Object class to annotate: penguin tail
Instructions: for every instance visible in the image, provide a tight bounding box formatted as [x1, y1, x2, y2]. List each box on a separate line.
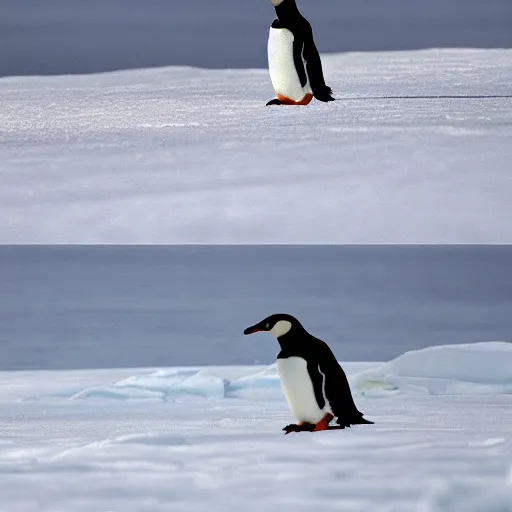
[336, 414, 374, 427]
[354, 417, 374, 425]
[313, 85, 336, 102]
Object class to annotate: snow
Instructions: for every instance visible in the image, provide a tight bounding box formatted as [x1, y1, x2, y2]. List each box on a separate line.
[1, 49, 512, 243]
[419, 480, 512, 512]
[1, 342, 511, 511]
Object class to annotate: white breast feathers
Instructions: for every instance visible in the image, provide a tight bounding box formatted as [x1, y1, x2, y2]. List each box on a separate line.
[277, 357, 331, 424]
[267, 27, 311, 102]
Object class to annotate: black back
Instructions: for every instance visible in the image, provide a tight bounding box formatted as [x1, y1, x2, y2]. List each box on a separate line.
[276, 324, 372, 427]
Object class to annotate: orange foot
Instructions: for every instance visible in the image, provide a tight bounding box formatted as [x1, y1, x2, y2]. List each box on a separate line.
[277, 93, 313, 106]
[313, 413, 334, 432]
[283, 414, 336, 435]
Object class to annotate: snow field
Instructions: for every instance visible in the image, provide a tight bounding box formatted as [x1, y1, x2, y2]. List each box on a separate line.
[0, 342, 511, 511]
[1, 49, 511, 243]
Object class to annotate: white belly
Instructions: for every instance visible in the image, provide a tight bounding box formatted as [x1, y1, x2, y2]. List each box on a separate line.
[277, 356, 325, 424]
[267, 27, 311, 102]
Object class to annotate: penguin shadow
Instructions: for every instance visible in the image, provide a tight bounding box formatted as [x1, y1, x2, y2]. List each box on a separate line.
[337, 95, 512, 101]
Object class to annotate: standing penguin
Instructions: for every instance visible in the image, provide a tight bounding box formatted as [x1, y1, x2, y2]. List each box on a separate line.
[244, 314, 373, 434]
[266, 0, 335, 106]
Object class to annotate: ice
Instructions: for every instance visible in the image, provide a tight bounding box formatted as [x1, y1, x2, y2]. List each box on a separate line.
[1, 49, 511, 243]
[226, 364, 282, 402]
[1, 342, 511, 510]
[68, 369, 228, 401]
[26, 344, 512, 403]
[354, 341, 512, 395]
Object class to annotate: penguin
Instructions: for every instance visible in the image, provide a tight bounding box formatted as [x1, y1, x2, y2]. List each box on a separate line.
[244, 313, 373, 434]
[266, 0, 335, 106]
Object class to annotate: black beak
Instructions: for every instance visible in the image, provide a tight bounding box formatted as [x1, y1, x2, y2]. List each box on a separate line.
[244, 324, 261, 335]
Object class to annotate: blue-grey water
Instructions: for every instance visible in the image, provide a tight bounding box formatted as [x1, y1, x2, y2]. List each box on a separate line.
[1, 0, 511, 77]
[0, 246, 510, 371]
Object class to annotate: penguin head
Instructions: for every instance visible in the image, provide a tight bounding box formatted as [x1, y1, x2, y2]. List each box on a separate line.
[270, 0, 285, 5]
[243, 313, 301, 338]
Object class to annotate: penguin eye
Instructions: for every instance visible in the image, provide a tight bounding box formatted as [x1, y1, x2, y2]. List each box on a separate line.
[265, 323, 270, 329]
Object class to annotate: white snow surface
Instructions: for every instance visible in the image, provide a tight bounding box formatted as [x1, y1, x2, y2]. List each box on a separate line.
[0, 342, 511, 511]
[1, 49, 512, 243]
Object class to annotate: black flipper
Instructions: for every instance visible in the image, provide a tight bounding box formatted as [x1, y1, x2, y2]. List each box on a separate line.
[292, 37, 308, 88]
[316, 340, 374, 426]
[301, 22, 335, 102]
[306, 361, 326, 410]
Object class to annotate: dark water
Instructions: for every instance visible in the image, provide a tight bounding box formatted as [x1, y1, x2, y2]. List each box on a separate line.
[0, 246, 510, 371]
[1, 0, 511, 77]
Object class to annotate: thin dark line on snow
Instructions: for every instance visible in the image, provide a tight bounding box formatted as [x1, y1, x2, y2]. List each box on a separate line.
[336, 95, 512, 100]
